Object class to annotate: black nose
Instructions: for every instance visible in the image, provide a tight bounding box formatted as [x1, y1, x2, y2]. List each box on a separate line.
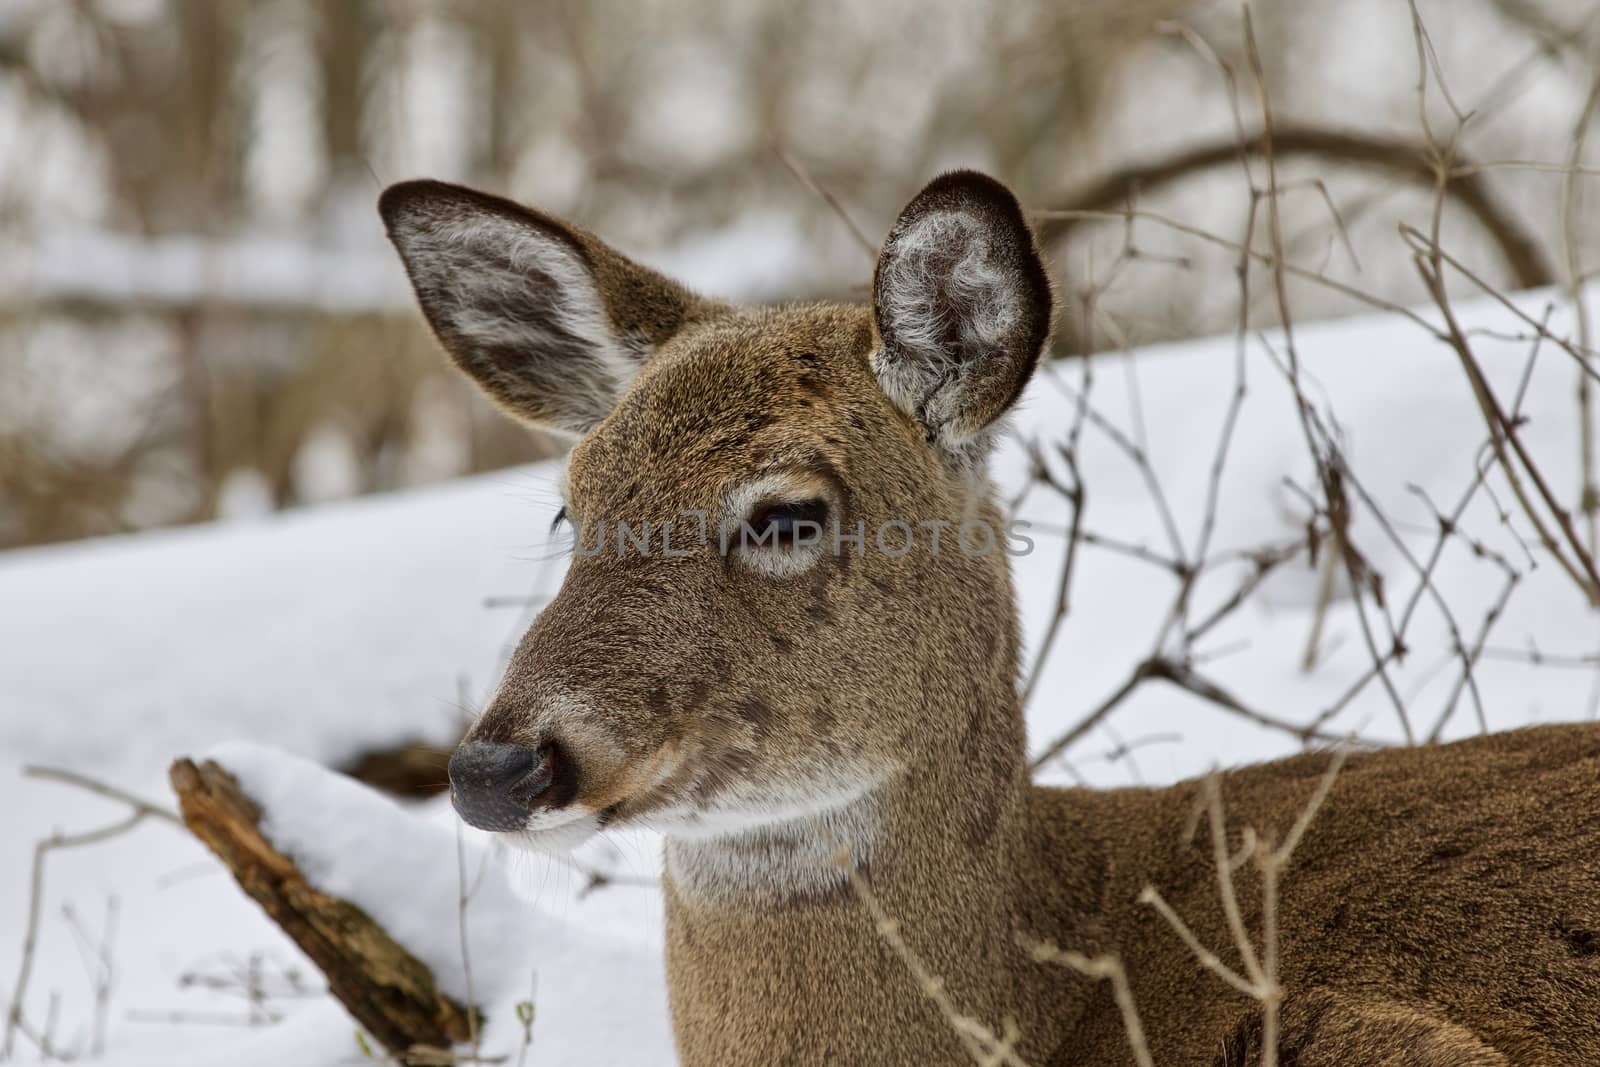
[447, 741, 568, 831]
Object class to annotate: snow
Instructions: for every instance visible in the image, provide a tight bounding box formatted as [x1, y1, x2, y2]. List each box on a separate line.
[0, 467, 563, 772]
[1009, 288, 1600, 784]
[1, 285, 1597, 1064]
[209, 742, 671, 1063]
[210, 741, 533, 1005]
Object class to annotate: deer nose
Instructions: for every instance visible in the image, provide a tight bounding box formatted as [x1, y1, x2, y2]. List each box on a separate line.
[447, 741, 567, 831]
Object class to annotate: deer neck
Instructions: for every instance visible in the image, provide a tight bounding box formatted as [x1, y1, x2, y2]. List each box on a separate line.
[663, 638, 1033, 904]
[660, 675, 1102, 1063]
[662, 761, 1026, 909]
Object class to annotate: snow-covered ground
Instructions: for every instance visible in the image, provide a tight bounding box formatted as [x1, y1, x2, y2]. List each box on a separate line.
[1, 286, 1596, 1064]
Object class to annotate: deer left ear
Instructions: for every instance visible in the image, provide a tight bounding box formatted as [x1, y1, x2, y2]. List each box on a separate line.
[871, 171, 1053, 460]
[379, 179, 708, 437]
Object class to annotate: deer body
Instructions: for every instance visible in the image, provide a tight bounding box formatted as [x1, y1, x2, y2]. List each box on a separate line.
[381, 173, 1600, 1066]
[664, 717, 1600, 1065]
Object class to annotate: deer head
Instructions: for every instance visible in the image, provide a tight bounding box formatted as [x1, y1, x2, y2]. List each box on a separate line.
[380, 172, 1052, 883]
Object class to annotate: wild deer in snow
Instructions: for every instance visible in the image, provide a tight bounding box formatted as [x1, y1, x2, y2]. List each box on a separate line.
[380, 172, 1600, 1066]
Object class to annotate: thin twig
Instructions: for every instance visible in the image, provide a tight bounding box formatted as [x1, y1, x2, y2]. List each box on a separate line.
[774, 144, 878, 262]
[1562, 74, 1600, 554]
[843, 855, 1030, 1066]
[1410, 240, 1600, 604]
[5, 768, 179, 1057]
[1023, 939, 1154, 1067]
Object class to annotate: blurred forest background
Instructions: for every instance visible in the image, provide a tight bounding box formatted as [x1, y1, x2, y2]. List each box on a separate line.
[1, 0, 1597, 549]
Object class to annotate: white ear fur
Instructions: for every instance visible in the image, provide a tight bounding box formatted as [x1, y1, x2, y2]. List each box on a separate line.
[871, 171, 1053, 466]
[875, 211, 1022, 426]
[381, 181, 676, 436]
[401, 213, 639, 433]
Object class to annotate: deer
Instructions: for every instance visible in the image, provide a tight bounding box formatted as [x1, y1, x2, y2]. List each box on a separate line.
[379, 171, 1600, 1066]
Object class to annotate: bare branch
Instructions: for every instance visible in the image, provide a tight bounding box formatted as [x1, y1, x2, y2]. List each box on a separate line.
[1036, 125, 1555, 290]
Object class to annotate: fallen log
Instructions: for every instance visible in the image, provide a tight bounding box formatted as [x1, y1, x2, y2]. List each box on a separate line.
[341, 739, 457, 798]
[169, 757, 478, 1062]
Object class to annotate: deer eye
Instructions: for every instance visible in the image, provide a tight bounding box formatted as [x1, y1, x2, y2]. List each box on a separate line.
[743, 499, 829, 550]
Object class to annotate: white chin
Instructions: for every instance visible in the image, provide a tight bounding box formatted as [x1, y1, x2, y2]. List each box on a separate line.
[503, 812, 602, 855]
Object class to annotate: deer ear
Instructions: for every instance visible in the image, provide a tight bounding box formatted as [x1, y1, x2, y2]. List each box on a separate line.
[871, 171, 1053, 460]
[379, 180, 703, 436]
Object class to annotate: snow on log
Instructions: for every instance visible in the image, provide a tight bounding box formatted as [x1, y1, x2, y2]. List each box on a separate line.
[169, 746, 516, 1060]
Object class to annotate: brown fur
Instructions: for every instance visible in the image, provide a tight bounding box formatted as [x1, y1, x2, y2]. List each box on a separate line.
[381, 174, 1600, 1066]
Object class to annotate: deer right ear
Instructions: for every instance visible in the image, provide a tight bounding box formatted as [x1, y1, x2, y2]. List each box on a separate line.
[872, 171, 1054, 462]
[379, 180, 703, 436]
